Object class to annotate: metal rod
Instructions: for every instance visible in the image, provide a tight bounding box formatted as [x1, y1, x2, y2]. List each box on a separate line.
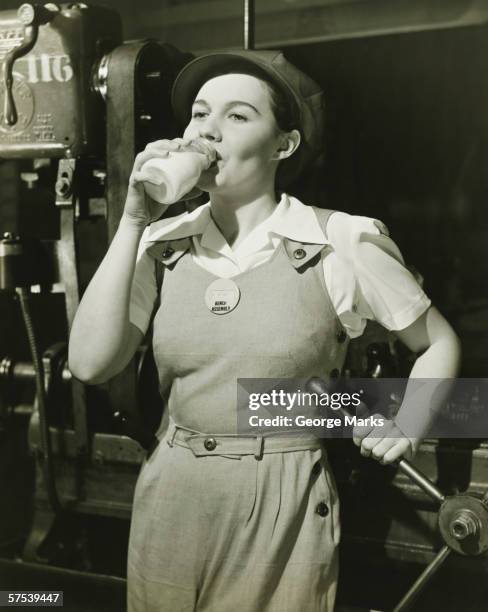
[397, 459, 446, 505]
[243, 0, 255, 50]
[0, 359, 71, 384]
[393, 545, 451, 612]
[16, 287, 61, 513]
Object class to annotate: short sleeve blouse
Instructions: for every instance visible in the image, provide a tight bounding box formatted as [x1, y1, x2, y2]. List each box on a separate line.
[128, 198, 431, 338]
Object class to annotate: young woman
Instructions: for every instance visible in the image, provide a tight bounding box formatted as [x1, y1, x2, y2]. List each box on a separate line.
[68, 50, 461, 611]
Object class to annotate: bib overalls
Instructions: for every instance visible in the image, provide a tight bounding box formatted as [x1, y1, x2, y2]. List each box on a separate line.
[127, 207, 349, 612]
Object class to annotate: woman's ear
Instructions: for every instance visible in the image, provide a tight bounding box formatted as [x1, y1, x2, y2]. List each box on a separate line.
[273, 129, 301, 161]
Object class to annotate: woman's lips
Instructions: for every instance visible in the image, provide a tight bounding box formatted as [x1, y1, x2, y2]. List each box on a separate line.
[207, 157, 221, 170]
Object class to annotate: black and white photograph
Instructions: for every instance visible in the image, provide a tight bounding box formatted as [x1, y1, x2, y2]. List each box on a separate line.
[0, 1, 486, 611]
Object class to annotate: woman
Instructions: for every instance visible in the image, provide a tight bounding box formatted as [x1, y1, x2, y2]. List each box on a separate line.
[68, 50, 461, 611]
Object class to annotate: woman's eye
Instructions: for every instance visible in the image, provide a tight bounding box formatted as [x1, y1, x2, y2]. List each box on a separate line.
[191, 111, 207, 119]
[229, 113, 247, 122]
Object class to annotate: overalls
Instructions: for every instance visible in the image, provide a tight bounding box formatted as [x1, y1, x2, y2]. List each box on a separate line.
[127, 207, 349, 612]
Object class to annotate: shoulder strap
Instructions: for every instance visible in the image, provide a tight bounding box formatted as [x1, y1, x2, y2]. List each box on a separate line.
[145, 236, 192, 298]
[146, 237, 191, 267]
[143, 258, 165, 342]
[145, 237, 190, 338]
[282, 207, 337, 270]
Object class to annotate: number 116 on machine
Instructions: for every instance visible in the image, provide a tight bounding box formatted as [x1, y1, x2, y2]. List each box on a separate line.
[0, 592, 63, 606]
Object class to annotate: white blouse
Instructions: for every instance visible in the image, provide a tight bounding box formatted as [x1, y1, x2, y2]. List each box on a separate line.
[129, 193, 431, 338]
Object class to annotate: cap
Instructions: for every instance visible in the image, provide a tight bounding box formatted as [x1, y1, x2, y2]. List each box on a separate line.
[171, 49, 325, 186]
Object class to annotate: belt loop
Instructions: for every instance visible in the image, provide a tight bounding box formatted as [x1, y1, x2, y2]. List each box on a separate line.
[167, 425, 178, 448]
[254, 434, 264, 460]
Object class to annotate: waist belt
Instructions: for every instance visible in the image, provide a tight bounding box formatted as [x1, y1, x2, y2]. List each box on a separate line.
[166, 424, 323, 459]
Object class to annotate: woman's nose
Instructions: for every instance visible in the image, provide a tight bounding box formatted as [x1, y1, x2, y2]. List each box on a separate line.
[198, 117, 221, 142]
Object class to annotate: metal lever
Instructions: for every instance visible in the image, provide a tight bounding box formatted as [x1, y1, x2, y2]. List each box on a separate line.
[307, 376, 443, 500]
[392, 545, 451, 612]
[395, 457, 445, 504]
[2, 4, 54, 126]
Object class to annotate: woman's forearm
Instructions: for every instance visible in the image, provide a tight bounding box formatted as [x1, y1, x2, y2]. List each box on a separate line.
[68, 215, 147, 382]
[394, 332, 462, 448]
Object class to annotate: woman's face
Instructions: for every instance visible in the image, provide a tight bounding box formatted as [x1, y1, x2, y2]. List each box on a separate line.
[183, 73, 285, 194]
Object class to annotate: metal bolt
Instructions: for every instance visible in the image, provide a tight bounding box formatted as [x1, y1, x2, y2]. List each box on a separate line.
[450, 510, 480, 540]
[55, 179, 71, 198]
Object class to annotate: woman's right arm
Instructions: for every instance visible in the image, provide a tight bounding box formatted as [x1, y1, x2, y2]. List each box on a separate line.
[67, 211, 148, 385]
[68, 139, 180, 384]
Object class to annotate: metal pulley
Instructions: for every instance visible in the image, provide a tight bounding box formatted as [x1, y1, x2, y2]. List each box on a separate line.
[389, 473, 488, 611]
[438, 494, 488, 555]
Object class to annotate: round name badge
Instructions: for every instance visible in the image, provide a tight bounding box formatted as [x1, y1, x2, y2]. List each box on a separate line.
[204, 278, 241, 315]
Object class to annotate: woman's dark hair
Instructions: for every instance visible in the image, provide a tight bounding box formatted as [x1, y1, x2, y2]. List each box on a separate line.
[262, 77, 297, 133]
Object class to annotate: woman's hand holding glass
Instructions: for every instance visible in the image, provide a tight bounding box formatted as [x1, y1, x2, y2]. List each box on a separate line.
[123, 138, 215, 227]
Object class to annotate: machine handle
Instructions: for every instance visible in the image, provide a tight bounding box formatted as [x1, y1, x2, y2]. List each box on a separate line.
[2, 4, 54, 126]
[306, 377, 446, 504]
[396, 458, 445, 505]
[392, 545, 451, 612]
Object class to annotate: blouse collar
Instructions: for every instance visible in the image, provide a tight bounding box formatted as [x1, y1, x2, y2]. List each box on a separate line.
[145, 192, 329, 245]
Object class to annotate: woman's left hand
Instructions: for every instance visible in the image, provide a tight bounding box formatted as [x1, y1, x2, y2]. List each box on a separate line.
[352, 416, 416, 464]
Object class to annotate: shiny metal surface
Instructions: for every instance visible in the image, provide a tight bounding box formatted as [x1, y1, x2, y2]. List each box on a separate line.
[393, 545, 452, 612]
[439, 495, 488, 555]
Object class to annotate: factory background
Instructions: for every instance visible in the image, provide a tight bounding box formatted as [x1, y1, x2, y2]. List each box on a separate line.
[0, 1, 487, 611]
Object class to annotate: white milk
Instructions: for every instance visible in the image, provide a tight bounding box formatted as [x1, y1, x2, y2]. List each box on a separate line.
[141, 148, 213, 204]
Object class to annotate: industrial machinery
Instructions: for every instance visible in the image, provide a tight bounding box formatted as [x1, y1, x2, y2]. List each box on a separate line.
[0, 3, 191, 607]
[0, 2, 487, 611]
